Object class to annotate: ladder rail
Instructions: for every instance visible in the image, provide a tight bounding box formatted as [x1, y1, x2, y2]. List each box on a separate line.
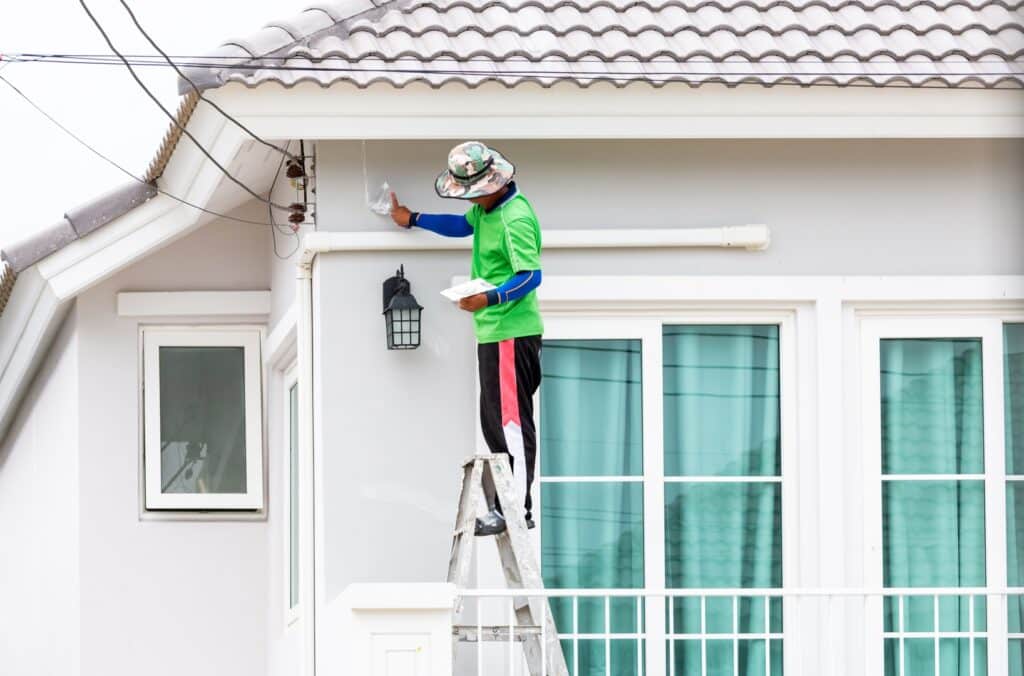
[448, 454, 570, 676]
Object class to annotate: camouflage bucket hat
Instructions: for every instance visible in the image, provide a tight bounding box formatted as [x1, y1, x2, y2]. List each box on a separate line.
[435, 141, 515, 200]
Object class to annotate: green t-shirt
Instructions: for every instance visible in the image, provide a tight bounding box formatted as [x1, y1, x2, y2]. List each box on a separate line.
[465, 192, 544, 344]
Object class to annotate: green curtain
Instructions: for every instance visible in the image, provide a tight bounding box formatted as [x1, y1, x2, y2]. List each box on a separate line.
[880, 338, 986, 676]
[1005, 325, 1024, 676]
[662, 326, 783, 676]
[540, 340, 645, 676]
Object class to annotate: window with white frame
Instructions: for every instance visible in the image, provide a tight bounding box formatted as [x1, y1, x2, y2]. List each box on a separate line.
[861, 317, 1024, 676]
[537, 317, 792, 676]
[142, 327, 264, 510]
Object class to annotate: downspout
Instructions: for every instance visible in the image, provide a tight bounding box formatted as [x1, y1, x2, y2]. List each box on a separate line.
[296, 261, 314, 676]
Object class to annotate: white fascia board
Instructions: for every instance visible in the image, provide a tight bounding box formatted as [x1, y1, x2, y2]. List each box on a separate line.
[0, 267, 70, 440]
[212, 81, 1024, 139]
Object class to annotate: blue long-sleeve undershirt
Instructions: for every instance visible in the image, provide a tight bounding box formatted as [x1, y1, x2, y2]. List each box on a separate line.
[486, 269, 542, 306]
[410, 211, 541, 306]
[410, 212, 472, 237]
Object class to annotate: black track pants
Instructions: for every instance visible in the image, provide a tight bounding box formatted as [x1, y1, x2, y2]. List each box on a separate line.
[478, 335, 542, 521]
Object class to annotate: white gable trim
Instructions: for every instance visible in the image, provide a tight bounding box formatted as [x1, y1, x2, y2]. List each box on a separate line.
[0, 106, 251, 442]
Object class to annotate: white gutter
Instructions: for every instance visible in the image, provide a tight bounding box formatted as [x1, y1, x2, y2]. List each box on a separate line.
[299, 225, 769, 266]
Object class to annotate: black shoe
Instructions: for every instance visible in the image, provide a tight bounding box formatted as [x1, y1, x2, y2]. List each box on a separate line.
[526, 517, 536, 530]
[474, 509, 507, 536]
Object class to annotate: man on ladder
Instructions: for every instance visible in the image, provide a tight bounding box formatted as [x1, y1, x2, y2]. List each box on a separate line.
[391, 141, 544, 536]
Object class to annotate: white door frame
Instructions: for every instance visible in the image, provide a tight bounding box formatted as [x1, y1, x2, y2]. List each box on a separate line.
[858, 314, 1023, 674]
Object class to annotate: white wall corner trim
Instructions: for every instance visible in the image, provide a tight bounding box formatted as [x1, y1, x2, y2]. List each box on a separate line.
[117, 290, 272, 318]
[265, 304, 298, 369]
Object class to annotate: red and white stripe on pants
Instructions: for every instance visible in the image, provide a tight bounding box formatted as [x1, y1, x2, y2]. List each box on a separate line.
[478, 335, 542, 520]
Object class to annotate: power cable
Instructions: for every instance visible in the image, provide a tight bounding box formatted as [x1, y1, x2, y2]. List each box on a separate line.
[76, 0, 294, 211]
[6, 52, 1022, 80]
[114, 0, 298, 162]
[0, 72, 282, 227]
[5, 53, 1020, 89]
[7, 51, 1024, 65]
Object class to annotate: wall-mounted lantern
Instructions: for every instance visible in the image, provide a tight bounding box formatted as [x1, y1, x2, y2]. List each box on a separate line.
[382, 265, 423, 350]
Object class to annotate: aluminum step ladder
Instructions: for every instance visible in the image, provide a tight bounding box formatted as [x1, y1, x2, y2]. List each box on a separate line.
[448, 454, 570, 676]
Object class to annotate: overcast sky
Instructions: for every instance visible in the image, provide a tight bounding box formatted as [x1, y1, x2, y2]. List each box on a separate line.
[0, 0, 311, 250]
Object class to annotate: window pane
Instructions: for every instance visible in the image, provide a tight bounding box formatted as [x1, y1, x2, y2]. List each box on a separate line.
[159, 346, 246, 494]
[289, 383, 299, 610]
[665, 482, 782, 588]
[1007, 324, 1024, 473]
[1007, 323, 1024, 663]
[883, 480, 986, 587]
[881, 338, 984, 474]
[541, 340, 642, 477]
[663, 325, 780, 477]
[541, 482, 644, 590]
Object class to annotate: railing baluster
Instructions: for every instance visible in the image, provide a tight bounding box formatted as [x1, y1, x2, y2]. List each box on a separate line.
[605, 595, 611, 676]
[968, 594, 975, 676]
[668, 596, 675, 676]
[733, 595, 739, 676]
[701, 595, 707, 676]
[541, 595, 547, 676]
[574, 595, 580, 676]
[509, 597, 515, 676]
[478, 597, 484, 676]
[637, 595, 643, 676]
[827, 594, 834, 676]
[764, 594, 770, 676]
[898, 595, 905, 676]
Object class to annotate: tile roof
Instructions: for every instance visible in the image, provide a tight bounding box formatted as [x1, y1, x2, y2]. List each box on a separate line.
[180, 0, 1024, 90]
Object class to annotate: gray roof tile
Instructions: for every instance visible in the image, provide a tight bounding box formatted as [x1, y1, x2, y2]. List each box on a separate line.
[175, 0, 1024, 91]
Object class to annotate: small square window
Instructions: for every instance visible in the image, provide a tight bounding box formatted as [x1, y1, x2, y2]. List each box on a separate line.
[142, 327, 264, 510]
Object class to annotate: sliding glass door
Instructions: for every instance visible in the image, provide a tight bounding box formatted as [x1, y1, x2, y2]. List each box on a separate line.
[537, 316, 793, 676]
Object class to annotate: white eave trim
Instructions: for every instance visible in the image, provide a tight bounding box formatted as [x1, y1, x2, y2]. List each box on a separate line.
[212, 82, 1024, 140]
[117, 290, 271, 318]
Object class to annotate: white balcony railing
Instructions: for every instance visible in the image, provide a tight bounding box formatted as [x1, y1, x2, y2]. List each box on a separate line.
[454, 587, 1024, 676]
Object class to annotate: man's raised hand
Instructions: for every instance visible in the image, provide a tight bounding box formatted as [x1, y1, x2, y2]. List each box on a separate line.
[390, 192, 412, 228]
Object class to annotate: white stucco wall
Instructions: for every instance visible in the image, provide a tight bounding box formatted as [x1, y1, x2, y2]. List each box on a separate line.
[311, 137, 1024, 603]
[0, 312, 80, 676]
[319, 138, 1024, 274]
[74, 208, 271, 676]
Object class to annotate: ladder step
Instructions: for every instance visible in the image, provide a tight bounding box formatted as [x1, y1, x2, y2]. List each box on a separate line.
[454, 625, 542, 642]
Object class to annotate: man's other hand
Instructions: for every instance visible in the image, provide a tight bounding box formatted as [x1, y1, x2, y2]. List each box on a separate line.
[390, 192, 412, 228]
[458, 293, 488, 313]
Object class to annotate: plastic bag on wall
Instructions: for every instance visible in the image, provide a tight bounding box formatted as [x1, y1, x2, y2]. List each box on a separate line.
[368, 181, 392, 216]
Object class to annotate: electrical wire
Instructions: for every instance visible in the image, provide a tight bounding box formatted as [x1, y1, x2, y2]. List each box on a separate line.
[0, 72, 282, 227]
[6, 53, 1022, 81]
[76, 0, 294, 211]
[115, 0, 297, 162]
[8, 51, 1024, 65]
